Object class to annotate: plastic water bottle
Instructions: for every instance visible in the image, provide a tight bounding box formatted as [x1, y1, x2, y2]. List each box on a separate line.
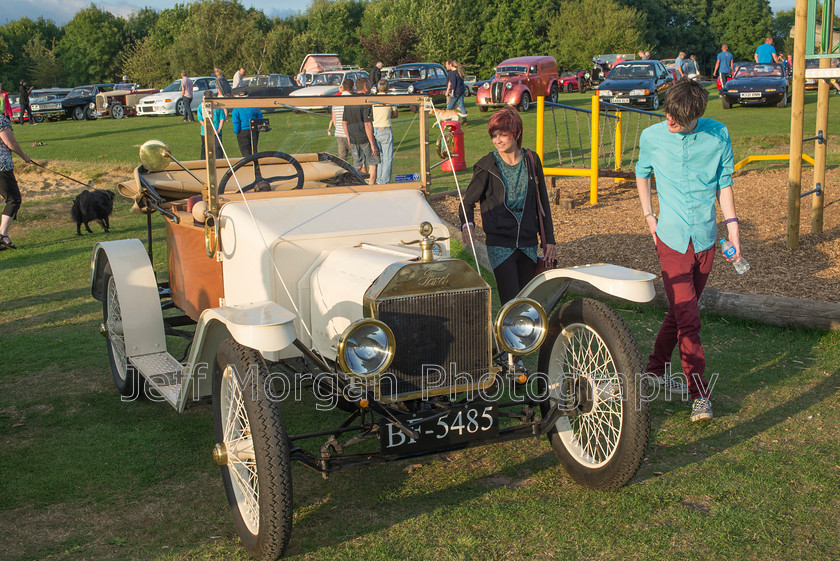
[719, 238, 750, 274]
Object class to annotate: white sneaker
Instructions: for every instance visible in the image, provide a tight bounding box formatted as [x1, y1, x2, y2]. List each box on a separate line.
[691, 398, 713, 422]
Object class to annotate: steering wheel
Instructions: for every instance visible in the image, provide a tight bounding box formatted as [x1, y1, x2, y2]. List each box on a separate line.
[317, 153, 366, 185]
[218, 151, 305, 194]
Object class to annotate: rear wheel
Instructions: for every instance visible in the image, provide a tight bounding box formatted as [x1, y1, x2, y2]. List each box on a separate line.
[564, 83, 572, 93]
[72, 106, 85, 120]
[84, 105, 95, 120]
[111, 104, 125, 119]
[537, 298, 650, 490]
[213, 339, 293, 561]
[518, 92, 531, 112]
[33, 114, 44, 123]
[102, 270, 145, 399]
[578, 79, 586, 94]
[478, 105, 488, 113]
[651, 95, 660, 110]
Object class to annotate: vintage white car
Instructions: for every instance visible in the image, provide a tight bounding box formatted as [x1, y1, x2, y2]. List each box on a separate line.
[91, 93, 655, 560]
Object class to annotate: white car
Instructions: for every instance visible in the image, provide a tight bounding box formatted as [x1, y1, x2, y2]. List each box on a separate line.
[136, 76, 216, 116]
[289, 68, 369, 108]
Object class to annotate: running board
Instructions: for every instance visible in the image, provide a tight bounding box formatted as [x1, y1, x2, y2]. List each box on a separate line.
[130, 352, 184, 407]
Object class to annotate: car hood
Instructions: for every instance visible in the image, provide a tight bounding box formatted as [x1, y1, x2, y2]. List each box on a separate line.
[598, 78, 654, 91]
[138, 91, 182, 102]
[63, 95, 95, 105]
[725, 77, 786, 89]
[290, 86, 340, 97]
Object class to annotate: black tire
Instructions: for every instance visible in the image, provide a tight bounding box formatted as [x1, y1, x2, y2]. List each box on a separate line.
[84, 105, 95, 120]
[111, 104, 125, 119]
[519, 92, 531, 112]
[564, 83, 572, 94]
[651, 94, 660, 111]
[537, 298, 650, 490]
[175, 98, 187, 117]
[213, 339, 293, 561]
[549, 83, 559, 104]
[33, 114, 44, 123]
[478, 105, 488, 112]
[776, 93, 788, 108]
[721, 97, 731, 110]
[102, 268, 146, 399]
[578, 79, 586, 94]
[72, 105, 85, 120]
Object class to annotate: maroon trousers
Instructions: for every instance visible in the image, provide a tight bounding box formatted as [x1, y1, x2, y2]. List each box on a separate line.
[647, 238, 714, 399]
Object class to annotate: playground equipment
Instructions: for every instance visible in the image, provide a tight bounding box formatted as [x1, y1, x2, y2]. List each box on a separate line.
[789, 0, 839, 248]
[534, 96, 665, 204]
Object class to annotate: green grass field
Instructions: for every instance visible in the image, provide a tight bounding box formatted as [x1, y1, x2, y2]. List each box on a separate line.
[1, 87, 839, 560]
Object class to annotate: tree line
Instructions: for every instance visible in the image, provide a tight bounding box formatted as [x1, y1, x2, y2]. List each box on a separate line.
[0, 0, 800, 91]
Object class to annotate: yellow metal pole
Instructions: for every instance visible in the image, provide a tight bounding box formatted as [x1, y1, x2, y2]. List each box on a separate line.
[788, 0, 809, 249]
[614, 111, 622, 183]
[590, 94, 600, 204]
[536, 96, 545, 163]
[811, 0, 833, 234]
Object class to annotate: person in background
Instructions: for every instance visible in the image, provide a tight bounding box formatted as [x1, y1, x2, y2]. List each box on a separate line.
[372, 79, 398, 184]
[213, 66, 233, 97]
[327, 79, 354, 163]
[18, 80, 34, 125]
[197, 91, 226, 159]
[370, 62, 383, 88]
[342, 78, 379, 185]
[117, 75, 131, 89]
[232, 105, 264, 157]
[445, 59, 467, 124]
[713, 44, 734, 88]
[180, 70, 195, 122]
[0, 84, 11, 119]
[0, 112, 31, 249]
[295, 70, 307, 87]
[674, 52, 686, 79]
[460, 106, 556, 306]
[635, 80, 743, 423]
[232, 67, 246, 89]
[755, 37, 780, 64]
[686, 55, 700, 79]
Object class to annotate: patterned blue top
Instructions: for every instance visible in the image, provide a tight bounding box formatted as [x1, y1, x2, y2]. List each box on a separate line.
[0, 116, 13, 172]
[635, 118, 734, 253]
[487, 150, 538, 269]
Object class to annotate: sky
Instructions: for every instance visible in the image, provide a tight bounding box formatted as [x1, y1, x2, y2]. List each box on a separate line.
[1, 0, 800, 27]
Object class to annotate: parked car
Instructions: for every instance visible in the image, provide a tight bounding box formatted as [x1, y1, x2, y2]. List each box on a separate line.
[377, 62, 448, 103]
[476, 56, 560, 112]
[660, 58, 681, 81]
[18, 88, 71, 123]
[804, 58, 821, 90]
[233, 74, 300, 98]
[597, 60, 672, 110]
[31, 84, 115, 121]
[91, 85, 159, 119]
[289, 68, 368, 109]
[720, 62, 790, 109]
[463, 74, 477, 96]
[93, 93, 656, 561]
[559, 70, 589, 93]
[136, 76, 216, 117]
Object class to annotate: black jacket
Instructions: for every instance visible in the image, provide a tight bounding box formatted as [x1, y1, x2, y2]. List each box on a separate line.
[460, 149, 555, 249]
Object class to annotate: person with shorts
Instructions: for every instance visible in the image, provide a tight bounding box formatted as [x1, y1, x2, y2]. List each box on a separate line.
[342, 78, 379, 185]
[327, 79, 353, 162]
[713, 44, 735, 88]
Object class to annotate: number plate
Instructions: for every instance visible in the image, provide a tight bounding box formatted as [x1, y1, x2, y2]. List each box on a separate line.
[740, 92, 762, 98]
[380, 403, 498, 455]
[610, 97, 630, 104]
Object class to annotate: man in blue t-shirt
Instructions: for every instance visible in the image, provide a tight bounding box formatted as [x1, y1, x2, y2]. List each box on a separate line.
[755, 37, 779, 64]
[713, 44, 735, 87]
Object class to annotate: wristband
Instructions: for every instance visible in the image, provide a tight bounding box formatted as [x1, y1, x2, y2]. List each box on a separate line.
[644, 213, 656, 219]
[462, 223, 474, 230]
[724, 217, 739, 225]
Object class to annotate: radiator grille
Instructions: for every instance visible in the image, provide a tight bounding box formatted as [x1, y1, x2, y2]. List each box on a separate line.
[374, 288, 491, 398]
[491, 82, 504, 104]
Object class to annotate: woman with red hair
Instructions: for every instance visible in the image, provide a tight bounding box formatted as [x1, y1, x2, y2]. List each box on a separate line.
[460, 106, 556, 304]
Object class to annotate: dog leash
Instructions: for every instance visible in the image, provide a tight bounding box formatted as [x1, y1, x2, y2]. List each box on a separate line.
[30, 161, 92, 189]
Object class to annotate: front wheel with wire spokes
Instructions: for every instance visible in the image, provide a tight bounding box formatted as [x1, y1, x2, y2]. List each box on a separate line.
[213, 339, 292, 561]
[538, 298, 650, 490]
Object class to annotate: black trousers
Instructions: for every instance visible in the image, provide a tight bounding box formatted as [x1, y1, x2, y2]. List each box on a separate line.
[236, 129, 259, 157]
[0, 169, 22, 218]
[492, 249, 535, 305]
[199, 134, 223, 160]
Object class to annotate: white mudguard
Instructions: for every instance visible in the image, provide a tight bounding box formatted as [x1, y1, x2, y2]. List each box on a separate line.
[90, 239, 167, 357]
[519, 263, 656, 310]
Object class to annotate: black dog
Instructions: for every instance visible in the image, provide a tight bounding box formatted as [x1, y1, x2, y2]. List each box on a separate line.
[71, 189, 115, 235]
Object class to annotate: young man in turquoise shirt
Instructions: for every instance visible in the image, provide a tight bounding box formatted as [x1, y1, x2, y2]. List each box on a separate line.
[635, 80, 745, 422]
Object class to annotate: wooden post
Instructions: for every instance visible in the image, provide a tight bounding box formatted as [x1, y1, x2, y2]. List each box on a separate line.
[590, 94, 599, 205]
[811, 0, 834, 234]
[788, 0, 810, 249]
